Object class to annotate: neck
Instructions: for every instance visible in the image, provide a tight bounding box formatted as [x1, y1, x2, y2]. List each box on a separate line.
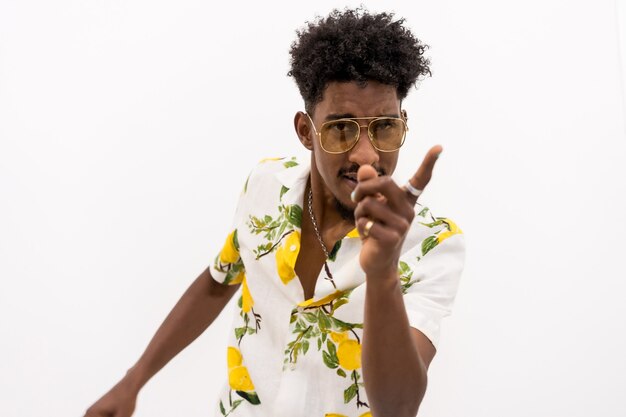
[307, 160, 355, 240]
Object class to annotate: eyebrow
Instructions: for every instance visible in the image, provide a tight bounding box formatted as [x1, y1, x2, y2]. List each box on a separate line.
[324, 112, 401, 121]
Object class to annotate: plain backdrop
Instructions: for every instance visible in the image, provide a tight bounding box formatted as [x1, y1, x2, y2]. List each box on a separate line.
[1, 0, 625, 416]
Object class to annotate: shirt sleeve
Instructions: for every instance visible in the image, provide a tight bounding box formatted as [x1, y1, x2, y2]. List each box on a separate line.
[209, 171, 252, 286]
[398, 219, 466, 349]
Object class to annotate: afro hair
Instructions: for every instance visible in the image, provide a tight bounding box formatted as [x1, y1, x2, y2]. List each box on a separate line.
[288, 7, 431, 113]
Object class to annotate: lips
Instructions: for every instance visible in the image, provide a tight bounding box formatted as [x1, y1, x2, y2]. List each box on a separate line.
[342, 173, 357, 183]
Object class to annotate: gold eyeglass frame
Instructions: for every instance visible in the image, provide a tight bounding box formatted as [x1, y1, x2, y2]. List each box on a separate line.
[305, 111, 409, 154]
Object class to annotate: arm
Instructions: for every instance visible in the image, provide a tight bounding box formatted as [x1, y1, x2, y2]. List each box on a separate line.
[85, 267, 239, 417]
[362, 269, 435, 417]
[353, 145, 443, 416]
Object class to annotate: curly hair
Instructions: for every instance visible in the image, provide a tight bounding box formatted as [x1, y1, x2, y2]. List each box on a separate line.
[288, 7, 431, 113]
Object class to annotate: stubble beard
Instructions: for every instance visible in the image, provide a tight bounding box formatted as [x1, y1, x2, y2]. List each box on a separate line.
[333, 163, 387, 223]
[333, 197, 356, 222]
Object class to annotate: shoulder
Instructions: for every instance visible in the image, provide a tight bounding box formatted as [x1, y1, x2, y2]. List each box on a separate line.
[243, 157, 300, 194]
[404, 203, 465, 258]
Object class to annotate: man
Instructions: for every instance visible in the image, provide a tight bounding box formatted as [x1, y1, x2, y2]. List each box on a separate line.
[85, 7, 465, 417]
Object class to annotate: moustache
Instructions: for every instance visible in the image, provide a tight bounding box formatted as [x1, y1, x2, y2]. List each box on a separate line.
[337, 163, 386, 179]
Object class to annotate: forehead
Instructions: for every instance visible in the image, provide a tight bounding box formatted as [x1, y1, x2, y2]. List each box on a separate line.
[315, 81, 400, 117]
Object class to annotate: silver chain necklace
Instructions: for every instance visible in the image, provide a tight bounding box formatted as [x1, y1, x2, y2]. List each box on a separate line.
[307, 187, 330, 259]
[307, 187, 336, 287]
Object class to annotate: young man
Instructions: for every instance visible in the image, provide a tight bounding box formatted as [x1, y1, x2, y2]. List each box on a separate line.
[85, 7, 465, 417]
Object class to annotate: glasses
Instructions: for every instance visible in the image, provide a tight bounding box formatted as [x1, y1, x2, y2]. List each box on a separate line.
[306, 112, 408, 154]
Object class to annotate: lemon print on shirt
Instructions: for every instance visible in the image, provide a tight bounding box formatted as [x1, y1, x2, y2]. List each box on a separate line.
[227, 347, 254, 391]
[275, 230, 300, 284]
[437, 218, 462, 243]
[337, 339, 362, 371]
[226, 346, 260, 404]
[241, 277, 254, 313]
[219, 230, 240, 264]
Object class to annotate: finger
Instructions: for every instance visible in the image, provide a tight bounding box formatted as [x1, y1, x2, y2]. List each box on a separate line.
[354, 195, 410, 232]
[356, 164, 378, 183]
[353, 178, 415, 219]
[404, 145, 443, 202]
[356, 216, 402, 243]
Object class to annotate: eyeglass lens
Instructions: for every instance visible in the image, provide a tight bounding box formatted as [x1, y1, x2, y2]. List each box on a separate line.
[320, 118, 406, 152]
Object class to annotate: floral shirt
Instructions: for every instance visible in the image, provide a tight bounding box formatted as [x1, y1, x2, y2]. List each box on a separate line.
[209, 157, 465, 417]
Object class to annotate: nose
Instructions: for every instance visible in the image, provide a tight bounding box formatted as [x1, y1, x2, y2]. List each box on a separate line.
[348, 124, 379, 166]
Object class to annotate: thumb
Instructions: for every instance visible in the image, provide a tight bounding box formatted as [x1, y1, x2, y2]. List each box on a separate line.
[357, 164, 378, 183]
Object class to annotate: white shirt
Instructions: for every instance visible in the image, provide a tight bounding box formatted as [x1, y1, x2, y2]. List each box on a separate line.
[209, 157, 465, 417]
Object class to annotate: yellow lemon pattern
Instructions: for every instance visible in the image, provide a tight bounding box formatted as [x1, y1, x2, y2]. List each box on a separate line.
[234, 276, 261, 345]
[298, 290, 344, 308]
[225, 346, 260, 406]
[241, 277, 253, 313]
[219, 230, 240, 264]
[330, 331, 349, 344]
[437, 218, 462, 243]
[420, 214, 464, 257]
[275, 230, 300, 284]
[215, 229, 245, 286]
[337, 339, 362, 371]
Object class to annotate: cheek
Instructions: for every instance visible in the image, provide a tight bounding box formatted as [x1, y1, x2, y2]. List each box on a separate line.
[381, 153, 399, 175]
[313, 151, 343, 181]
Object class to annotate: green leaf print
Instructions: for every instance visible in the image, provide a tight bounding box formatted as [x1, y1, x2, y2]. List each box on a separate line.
[420, 219, 445, 229]
[331, 298, 348, 314]
[316, 309, 331, 331]
[236, 390, 261, 405]
[286, 204, 302, 228]
[234, 327, 246, 340]
[328, 240, 342, 261]
[279, 185, 289, 199]
[323, 350, 339, 369]
[303, 312, 318, 323]
[344, 384, 358, 403]
[422, 235, 439, 256]
[283, 158, 299, 168]
[327, 340, 337, 358]
[336, 368, 347, 378]
[398, 261, 411, 277]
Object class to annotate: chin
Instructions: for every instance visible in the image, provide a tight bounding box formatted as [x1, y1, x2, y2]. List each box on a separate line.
[333, 196, 356, 222]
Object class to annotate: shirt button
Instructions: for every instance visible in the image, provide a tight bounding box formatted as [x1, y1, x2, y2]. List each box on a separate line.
[290, 244, 297, 252]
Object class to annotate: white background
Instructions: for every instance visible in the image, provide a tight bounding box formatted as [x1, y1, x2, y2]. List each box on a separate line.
[1, 0, 625, 416]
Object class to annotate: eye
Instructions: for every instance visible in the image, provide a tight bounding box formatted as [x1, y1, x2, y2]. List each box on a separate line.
[330, 121, 350, 131]
[372, 119, 394, 131]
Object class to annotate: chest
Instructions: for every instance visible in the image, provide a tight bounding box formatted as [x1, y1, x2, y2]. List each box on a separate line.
[294, 231, 327, 299]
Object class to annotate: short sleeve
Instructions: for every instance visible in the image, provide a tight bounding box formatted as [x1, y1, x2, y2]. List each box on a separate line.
[208, 172, 252, 286]
[399, 217, 466, 348]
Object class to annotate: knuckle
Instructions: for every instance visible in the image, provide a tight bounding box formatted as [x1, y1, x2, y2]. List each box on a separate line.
[381, 176, 395, 187]
[399, 217, 411, 231]
[390, 229, 403, 241]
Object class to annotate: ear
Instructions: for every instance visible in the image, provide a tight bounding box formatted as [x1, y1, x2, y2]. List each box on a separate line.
[294, 111, 314, 151]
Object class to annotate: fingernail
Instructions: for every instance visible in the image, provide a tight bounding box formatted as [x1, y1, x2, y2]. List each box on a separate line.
[350, 190, 356, 202]
[436, 152, 442, 159]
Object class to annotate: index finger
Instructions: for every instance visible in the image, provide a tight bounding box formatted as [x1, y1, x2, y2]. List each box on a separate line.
[403, 145, 443, 202]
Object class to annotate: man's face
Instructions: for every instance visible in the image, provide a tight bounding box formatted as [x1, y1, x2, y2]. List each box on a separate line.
[300, 81, 402, 217]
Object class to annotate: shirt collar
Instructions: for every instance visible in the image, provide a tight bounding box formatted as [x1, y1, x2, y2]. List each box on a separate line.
[274, 157, 359, 239]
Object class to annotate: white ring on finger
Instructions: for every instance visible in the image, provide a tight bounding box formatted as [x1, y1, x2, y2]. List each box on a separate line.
[404, 181, 423, 197]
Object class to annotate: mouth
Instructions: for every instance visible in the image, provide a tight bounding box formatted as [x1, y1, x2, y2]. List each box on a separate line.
[340, 173, 358, 189]
[338, 166, 386, 187]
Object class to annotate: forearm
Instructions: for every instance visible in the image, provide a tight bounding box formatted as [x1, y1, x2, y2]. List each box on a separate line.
[362, 270, 427, 417]
[124, 267, 239, 392]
